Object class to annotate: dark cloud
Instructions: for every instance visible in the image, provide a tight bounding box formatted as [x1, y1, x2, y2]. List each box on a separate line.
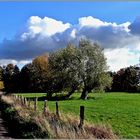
[129, 16, 140, 35]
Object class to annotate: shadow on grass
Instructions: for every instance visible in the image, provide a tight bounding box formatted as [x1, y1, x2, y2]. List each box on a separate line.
[16, 93, 98, 101]
[87, 96, 96, 100]
[38, 95, 97, 101]
[25, 95, 82, 101]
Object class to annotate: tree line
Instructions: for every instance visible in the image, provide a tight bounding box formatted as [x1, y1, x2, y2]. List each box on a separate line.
[0, 39, 140, 99]
[109, 66, 140, 92]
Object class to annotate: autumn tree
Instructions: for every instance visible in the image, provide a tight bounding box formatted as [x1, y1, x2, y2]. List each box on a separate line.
[20, 54, 50, 93]
[32, 54, 50, 92]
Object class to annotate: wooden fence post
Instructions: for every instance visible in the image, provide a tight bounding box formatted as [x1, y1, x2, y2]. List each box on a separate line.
[15, 95, 17, 100]
[56, 101, 60, 118]
[17, 95, 20, 101]
[19, 95, 21, 101]
[22, 97, 25, 105]
[28, 98, 31, 108]
[13, 94, 15, 100]
[43, 100, 48, 114]
[78, 106, 85, 128]
[20, 96, 24, 105]
[12, 94, 15, 100]
[19, 96, 21, 103]
[17, 95, 19, 101]
[34, 97, 38, 111]
[24, 97, 27, 106]
[15, 95, 17, 101]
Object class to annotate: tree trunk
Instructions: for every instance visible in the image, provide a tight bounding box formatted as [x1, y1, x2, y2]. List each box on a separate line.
[80, 88, 88, 100]
[47, 92, 53, 100]
[66, 88, 75, 98]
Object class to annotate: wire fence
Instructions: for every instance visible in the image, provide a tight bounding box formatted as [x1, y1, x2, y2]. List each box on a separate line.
[11, 94, 86, 128]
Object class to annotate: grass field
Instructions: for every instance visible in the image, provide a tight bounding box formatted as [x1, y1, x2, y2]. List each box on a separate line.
[16, 92, 140, 138]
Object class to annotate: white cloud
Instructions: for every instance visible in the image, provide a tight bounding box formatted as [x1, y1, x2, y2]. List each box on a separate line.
[0, 59, 31, 69]
[21, 16, 71, 40]
[0, 59, 18, 66]
[18, 60, 32, 65]
[29, 16, 42, 25]
[70, 29, 77, 38]
[135, 43, 140, 51]
[79, 16, 116, 27]
[105, 48, 140, 71]
[119, 22, 131, 32]
[0, 16, 140, 71]
[78, 16, 131, 32]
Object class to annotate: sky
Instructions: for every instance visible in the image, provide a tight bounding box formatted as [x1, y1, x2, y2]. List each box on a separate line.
[1, 2, 140, 71]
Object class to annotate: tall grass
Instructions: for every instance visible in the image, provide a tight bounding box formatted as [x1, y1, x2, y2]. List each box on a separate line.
[0, 95, 117, 139]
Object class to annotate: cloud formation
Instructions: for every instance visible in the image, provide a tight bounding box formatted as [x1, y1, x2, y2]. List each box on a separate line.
[0, 16, 140, 71]
[105, 48, 140, 71]
[129, 16, 140, 35]
[0, 59, 31, 67]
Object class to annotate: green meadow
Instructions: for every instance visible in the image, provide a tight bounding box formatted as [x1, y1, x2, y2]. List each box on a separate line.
[17, 92, 140, 138]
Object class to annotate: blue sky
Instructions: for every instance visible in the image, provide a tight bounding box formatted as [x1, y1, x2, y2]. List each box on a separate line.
[1, 2, 140, 71]
[1, 2, 140, 40]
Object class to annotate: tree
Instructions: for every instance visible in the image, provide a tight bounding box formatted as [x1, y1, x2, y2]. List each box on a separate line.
[33, 54, 49, 71]
[105, 71, 116, 91]
[112, 66, 140, 92]
[12, 65, 20, 92]
[20, 54, 50, 93]
[99, 72, 112, 92]
[3, 64, 15, 93]
[20, 63, 37, 92]
[0, 66, 4, 91]
[0, 81, 4, 91]
[111, 69, 125, 92]
[2, 64, 20, 93]
[77, 39, 109, 99]
[0, 66, 3, 80]
[48, 39, 110, 99]
[32, 54, 50, 92]
[48, 44, 81, 98]
[124, 66, 140, 92]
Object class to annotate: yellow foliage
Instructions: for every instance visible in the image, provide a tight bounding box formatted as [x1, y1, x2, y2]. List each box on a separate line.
[33, 53, 49, 71]
[0, 81, 4, 90]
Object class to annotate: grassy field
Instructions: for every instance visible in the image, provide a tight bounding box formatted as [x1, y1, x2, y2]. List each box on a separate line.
[16, 92, 140, 138]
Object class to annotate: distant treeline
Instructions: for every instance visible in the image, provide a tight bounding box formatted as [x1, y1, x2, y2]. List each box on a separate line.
[0, 39, 140, 100]
[109, 66, 140, 93]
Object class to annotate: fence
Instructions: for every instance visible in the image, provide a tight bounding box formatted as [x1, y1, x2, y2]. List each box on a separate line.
[12, 94, 85, 128]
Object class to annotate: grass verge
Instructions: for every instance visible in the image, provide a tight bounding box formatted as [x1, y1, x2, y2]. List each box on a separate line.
[0, 96, 50, 138]
[0, 95, 117, 139]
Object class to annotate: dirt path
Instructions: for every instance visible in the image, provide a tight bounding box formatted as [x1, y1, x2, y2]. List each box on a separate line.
[0, 112, 12, 139]
[0, 92, 12, 139]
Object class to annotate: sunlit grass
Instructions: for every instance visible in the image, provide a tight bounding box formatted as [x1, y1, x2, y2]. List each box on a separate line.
[16, 92, 140, 138]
